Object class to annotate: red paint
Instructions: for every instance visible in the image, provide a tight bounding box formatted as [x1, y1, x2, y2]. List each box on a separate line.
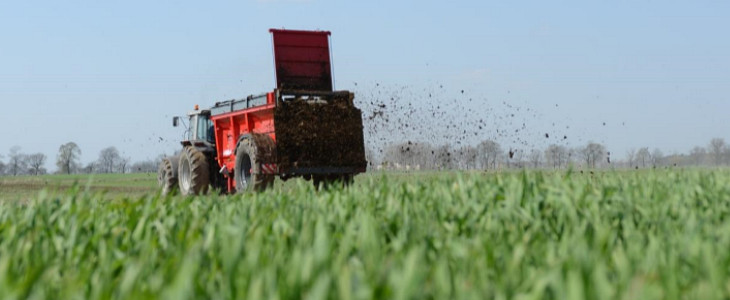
[270, 29, 333, 91]
[208, 29, 351, 193]
[210, 93, 276, 176]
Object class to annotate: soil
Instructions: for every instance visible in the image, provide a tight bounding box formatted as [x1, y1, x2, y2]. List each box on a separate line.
[274, 98, 367, 174]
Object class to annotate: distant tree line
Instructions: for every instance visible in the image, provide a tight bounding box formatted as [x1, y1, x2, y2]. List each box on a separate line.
[0, 142, 160, 176]
[0, 146, 48, 176]
[1, 137, 729, 176]
[369, 137, 730, 171]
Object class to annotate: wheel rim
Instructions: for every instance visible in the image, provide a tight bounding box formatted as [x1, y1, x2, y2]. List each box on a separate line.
[180, 157, 191, 192]
[238, 153, 252, 191]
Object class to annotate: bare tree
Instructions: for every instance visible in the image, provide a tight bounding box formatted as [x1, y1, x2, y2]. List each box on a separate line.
[382, 142, 435, 170]
[459, 146, 478, 170]
[56, 142, 82, 174]
[117, 157, 131, 174]
[27, 153, 47, 175]
[636, 147, 651, 168]
[709, 138, 726, 166]
[567, 147, 580, 167]
[0, 154, 5, 175]
[433, 144, 453, 170]
[580, 142, 606, 168]
[626, 148, 636, 168]
[7, 146, 27, 176]
[82, 162, 95, 174]
[651, 148, 664, 167]
[131, 160, 158, 173]
[545, 144, 568, 169]
[689, 146, 706, 166]
[528, 149, 541, 168]
[477, 140, 501, 169]
[98, 147, 121, 173]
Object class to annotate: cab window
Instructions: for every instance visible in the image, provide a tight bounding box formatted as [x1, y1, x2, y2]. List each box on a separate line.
[197, 115, 214, 143]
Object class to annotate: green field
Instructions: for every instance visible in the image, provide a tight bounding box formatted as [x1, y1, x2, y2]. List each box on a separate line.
[1, 169, 730, 299]
[0, 173, 159, 201]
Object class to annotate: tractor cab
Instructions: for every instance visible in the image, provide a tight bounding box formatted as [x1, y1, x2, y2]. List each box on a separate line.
[173, 106, 215, 146]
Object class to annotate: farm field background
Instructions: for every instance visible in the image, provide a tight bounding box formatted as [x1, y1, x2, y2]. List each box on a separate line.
[2, 169, 730, 299]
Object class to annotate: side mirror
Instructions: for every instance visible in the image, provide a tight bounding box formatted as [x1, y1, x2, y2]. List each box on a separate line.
[172, 116, 179, 127]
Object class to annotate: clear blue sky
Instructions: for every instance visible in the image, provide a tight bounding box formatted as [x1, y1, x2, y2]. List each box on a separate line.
[1, 0, 729, 170]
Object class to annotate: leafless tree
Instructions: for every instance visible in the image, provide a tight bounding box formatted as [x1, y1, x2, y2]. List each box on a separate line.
[477, 140, 501, 169]
[56, 142, 82, 174]
[7, 146, 27, 176]
[651, 148, 664, 167]
[131, 160, 158, 173]
[98, 147, 121, 173]
[564, 147, 573, 167]
[636, 147, 651, 168]
[459, 146, 478, 170]
[689, 146, 706, 166]
[433, 144, 453, 170]
[27, 153, 47, 175]
[709, 138, 726, 166]
[626, 148, 636, 168]
[528, 149, 541, 168]
[0, 154, 5, 175]
[381, 142, 448, 170]
[545, 144, 568, 169]
[117, 157, 131, 174]
[580, 142, 606, 168]
[82, 162, 96, 174]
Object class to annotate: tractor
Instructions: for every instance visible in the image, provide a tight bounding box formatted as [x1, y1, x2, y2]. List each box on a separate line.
[157, 29, 367, 195]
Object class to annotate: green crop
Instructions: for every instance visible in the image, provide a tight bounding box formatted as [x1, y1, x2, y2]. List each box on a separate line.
[1, 169, 730, 299]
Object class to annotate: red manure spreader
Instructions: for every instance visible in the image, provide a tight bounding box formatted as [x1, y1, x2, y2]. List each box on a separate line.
[158, 29, 367, 195]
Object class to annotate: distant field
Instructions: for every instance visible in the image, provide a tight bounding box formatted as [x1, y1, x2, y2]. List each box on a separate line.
[0, 171, 433, 201]
[0, 173, 158, 201]
[2, 169, 730, 299]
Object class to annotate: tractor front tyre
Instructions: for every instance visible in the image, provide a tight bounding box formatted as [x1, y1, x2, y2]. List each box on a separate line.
[235, 135, 275, 193]
[157, 157, 178, 195]
[178, 146, 210, 195]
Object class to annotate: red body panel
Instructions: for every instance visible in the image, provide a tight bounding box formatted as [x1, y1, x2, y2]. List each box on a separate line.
[205, 29, 361, 193]
[211, 92, 275, 172]
[212, 29, 336, 178]
[270, 29, 333, 91]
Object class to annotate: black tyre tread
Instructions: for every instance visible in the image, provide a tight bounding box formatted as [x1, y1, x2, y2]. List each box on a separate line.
[157, 158, 178, 195]
[179, 146, 210, 195]
[235, 134, 276, 193]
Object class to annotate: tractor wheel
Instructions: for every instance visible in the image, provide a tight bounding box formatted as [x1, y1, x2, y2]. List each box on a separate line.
[157, 157, 178, 195]
[235, 134, 275, 193]
[178, 146, 210, 195]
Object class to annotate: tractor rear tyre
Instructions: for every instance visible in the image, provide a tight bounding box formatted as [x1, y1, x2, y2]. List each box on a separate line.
[157, 157, 178, 195]
[235, 134, 275, 193]
[178, 146, 210, 195]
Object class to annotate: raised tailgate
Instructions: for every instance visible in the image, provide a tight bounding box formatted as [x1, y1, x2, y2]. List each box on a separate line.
[270, 29, 333, 91]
